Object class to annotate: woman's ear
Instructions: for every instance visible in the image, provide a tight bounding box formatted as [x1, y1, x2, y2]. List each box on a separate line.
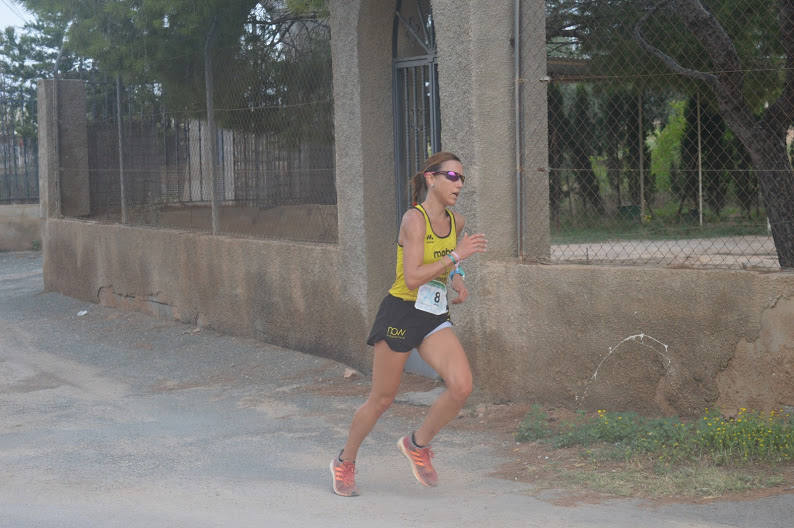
[424, 172, 435, 190]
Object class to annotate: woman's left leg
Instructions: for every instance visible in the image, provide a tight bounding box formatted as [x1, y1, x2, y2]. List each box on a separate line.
[413, 327, 473, 446]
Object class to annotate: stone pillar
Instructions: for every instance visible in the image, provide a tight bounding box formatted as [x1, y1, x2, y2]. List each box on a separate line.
[520, 0, 551, 259]
[37, 79, 90, 219]
[329, 0, 397, 369]
[433, 0, 549, 261]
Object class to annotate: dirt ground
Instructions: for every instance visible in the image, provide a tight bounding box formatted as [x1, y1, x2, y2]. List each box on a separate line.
[307, 372, 794, 507]
[550, 235, 779, 270]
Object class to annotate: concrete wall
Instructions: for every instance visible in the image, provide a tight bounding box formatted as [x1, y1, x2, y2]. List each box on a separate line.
[479, 262, 794, 415]
[43, 219, 365, 367]
[0, 204, 41, 251]
[41, 214, 794, 416]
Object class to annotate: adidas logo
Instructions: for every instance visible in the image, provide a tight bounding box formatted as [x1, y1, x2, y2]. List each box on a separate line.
[426, 234, 434, 241]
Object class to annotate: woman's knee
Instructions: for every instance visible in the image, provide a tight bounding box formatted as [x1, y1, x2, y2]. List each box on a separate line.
[447, 374, 473, 403]
[367, 393, 397, 415]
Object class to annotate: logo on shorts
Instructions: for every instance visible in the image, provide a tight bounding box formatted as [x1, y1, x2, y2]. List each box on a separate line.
[387, 326, 407, 339]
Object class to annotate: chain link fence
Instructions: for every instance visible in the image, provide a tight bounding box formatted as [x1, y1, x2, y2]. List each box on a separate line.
[81, 8, 336, 243]
[64, 2, 793, 268]
[543, 0, 790, 270]
[0, 136, 37, 204]
[0, 93, 38, 204]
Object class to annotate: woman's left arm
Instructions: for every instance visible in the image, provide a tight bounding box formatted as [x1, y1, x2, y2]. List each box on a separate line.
[450, 273, 468, 304]
[450, 212, 468, 304]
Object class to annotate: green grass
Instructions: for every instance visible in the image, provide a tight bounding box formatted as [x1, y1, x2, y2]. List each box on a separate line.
[551, 202, 769, 245]
[519, 408, 794, 464]
[515, 407, 794, 498]
[515, 404, 553, 442]
[551, 219, 768, 245]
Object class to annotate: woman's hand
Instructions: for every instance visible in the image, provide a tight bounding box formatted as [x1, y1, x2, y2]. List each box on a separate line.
[450, 274, 468, 304]
[454, 232, 488, 261]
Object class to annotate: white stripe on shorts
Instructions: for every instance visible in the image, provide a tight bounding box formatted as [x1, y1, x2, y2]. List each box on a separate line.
[424, 321, 452, 340]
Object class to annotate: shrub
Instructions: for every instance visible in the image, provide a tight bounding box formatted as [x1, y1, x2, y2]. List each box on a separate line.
[516, 404, 552, 442]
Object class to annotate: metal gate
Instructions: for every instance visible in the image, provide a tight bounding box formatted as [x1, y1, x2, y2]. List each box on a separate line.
[393, 0, 440, 227]
[392, 1, 442, 378]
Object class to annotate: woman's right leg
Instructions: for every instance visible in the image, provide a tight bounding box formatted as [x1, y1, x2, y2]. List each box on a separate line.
[341, 340, 409, 462]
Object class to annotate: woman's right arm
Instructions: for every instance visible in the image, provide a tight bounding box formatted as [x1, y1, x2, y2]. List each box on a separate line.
[400, 210, 454, 290]
[400, 211, 487, 290]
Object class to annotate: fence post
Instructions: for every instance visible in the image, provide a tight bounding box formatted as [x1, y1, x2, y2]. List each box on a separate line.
[116, 75, 128, 224]
[23, 136, 29, 200]
[53, 76, 59, 213]
[37, 79, 89, 219]
[1, 76, 11, 201]
[697, 90, 703, 227]
[638, 90, 645, 220]
[11, 89, 19, 198]
[204, 18, 220, 235]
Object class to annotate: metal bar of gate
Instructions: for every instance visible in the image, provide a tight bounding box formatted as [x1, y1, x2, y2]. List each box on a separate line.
[417, 66, 427, 163]
[392, 63, 403, 228]
[412, 67, 420, 175]
[429, 62, 439, 153]
[416, 1, 429, 46]
[402, 68, 410, 204]
[394, 56, 439, 219]
[395, 12, 432, 55]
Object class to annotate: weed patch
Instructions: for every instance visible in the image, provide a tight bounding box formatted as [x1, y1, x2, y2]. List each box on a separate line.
[513, 406, 794, 499]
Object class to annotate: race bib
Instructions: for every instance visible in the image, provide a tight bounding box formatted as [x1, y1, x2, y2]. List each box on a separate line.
[415, 280, 448, 315]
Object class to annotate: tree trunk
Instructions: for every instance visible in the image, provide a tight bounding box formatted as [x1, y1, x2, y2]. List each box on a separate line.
[711, 79, 794, 269]
[745, 133, 794, 268]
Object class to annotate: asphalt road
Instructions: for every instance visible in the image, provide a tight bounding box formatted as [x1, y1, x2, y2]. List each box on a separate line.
[1, 250, 791, 527]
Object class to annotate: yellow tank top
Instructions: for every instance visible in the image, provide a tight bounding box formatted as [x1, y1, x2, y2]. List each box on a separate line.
[388, 204, 457, 301]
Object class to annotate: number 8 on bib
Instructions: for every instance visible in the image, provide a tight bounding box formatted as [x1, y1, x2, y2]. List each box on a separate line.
[415, 280, 448, 315]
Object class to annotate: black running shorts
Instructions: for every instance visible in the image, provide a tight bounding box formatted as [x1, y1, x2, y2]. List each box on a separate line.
[366, 294, 452, 352]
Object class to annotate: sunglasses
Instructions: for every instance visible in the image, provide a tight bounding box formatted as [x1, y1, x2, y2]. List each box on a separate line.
[429, 170, 465, 184]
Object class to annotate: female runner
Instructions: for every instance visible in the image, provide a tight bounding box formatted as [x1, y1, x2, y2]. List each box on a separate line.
[331, 151, 488, 496]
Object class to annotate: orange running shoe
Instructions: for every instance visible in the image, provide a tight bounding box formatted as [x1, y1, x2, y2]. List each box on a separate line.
[330, 452, 359, 497]
[397, 435, 438, 487]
